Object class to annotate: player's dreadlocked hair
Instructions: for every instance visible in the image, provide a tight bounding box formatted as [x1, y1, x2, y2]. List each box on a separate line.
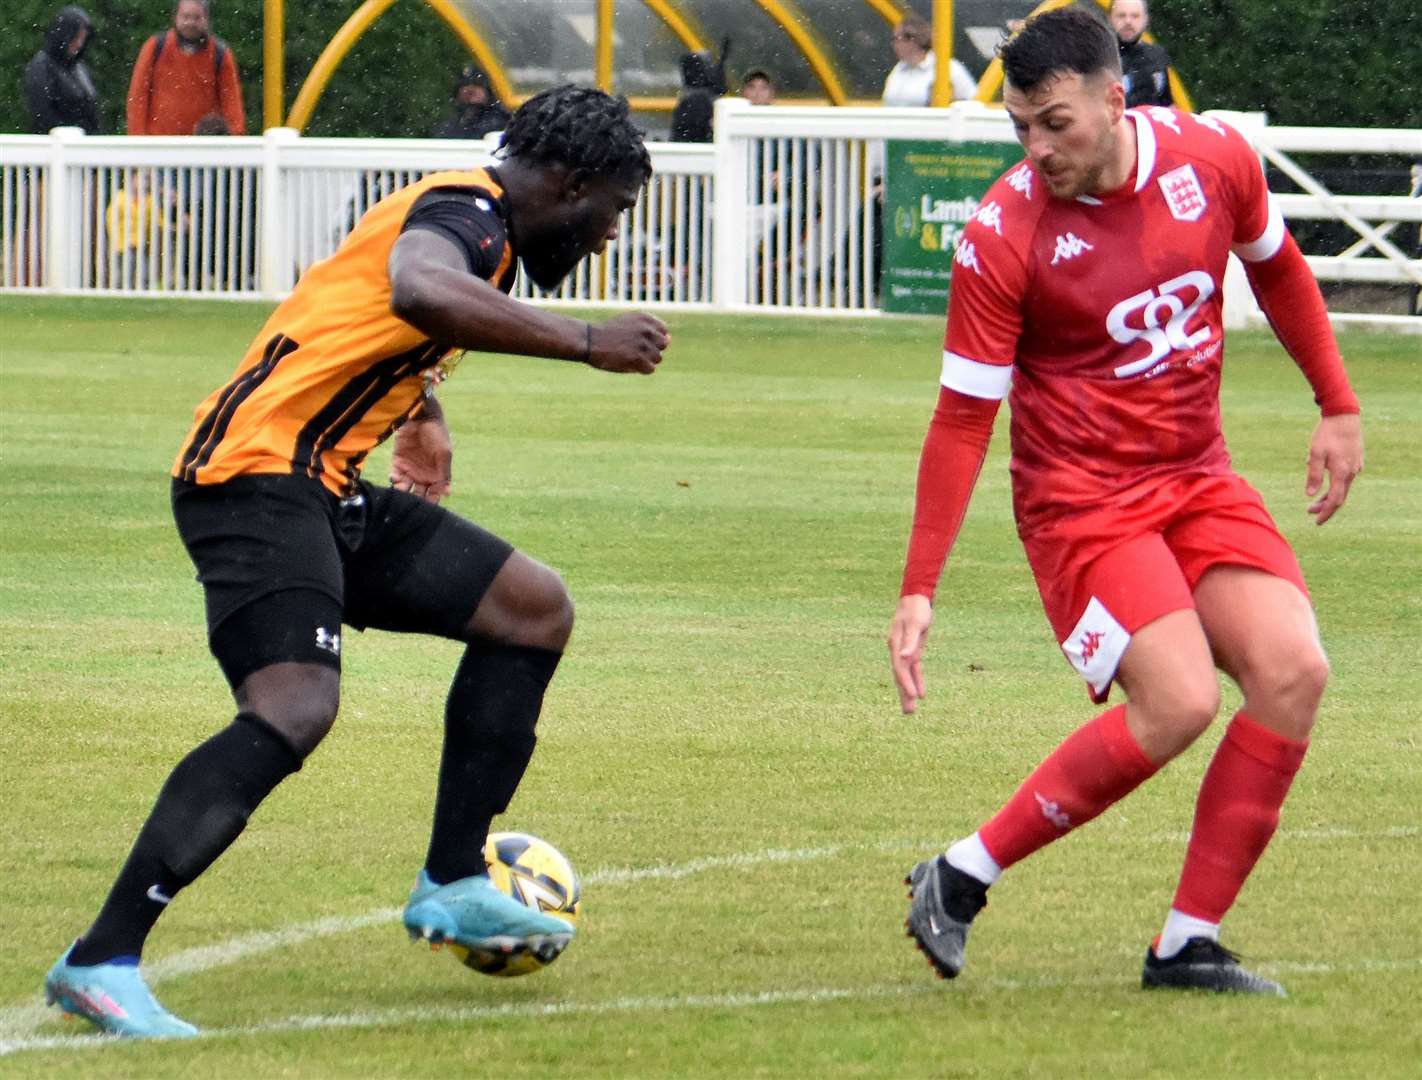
[499, 85, 652, 183]
[1000, 7, 1121, 93]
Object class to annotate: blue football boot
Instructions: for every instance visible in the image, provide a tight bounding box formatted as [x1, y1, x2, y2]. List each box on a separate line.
[407, 868, 440, 908]
[44, 945, 198, 1039]
[402, 870, 574, 957]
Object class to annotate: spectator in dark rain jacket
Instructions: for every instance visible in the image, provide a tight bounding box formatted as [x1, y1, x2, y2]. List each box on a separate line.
[671, 48, 727, 143]
[432, 65, 511, 140]
[24, 5, 101, 133]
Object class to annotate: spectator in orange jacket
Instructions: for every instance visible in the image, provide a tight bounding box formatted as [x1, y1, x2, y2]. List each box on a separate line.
[126, 0, 245, 136]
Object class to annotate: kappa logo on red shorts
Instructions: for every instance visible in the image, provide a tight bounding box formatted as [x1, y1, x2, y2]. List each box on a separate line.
[1078, 629, 1105, 663]
[1062, 598, 1130, 696]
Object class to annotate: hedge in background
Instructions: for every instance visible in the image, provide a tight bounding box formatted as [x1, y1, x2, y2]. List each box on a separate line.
[1135, 0, 1418, 129]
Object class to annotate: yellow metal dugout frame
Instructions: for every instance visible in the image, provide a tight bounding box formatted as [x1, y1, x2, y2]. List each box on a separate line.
[263, 0, 1191, 132]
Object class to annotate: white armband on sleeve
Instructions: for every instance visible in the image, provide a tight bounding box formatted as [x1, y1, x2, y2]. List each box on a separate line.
[940, 350, 1013, 400]
[1231, 195, 1286, 263]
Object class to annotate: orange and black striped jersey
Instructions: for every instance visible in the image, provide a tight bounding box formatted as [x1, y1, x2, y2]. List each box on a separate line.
[173, 167, 516, 496]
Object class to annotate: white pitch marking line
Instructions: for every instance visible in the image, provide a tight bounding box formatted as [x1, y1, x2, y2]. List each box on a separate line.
[6, 958, 1422, 1058]
[3, 825, 1415, 1045]
[0, 837, 926, 1044]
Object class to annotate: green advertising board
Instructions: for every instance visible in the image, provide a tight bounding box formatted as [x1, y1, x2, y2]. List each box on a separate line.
[881, 141, 1016, 315]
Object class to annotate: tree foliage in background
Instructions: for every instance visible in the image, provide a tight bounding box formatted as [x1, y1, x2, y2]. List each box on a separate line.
[4, 0, 1419, 136]
[1140, 0, 1418, 128]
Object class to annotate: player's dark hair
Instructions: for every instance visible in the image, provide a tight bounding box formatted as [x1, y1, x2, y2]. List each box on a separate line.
[1000, 7, 1122, 93]
[499, 85, 652, 184]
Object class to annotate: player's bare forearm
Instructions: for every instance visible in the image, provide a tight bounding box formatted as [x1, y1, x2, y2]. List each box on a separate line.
[394, 254, 585, 358]
[388, 231, 668, 374]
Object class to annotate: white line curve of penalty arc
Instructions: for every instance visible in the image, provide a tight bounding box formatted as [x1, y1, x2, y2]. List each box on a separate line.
[0, 837, 926, 1045]
[1, 825, 1416, 1048]
[6, 958, 1422, 1059]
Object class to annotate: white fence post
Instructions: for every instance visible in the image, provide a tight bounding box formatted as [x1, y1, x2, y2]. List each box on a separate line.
[3, 115, 1414, 324]
[712, 98, 751, 309]
[45, 126, 85, 292]
[1207, 110, 1269, 330]
[260, 127, 300, 299]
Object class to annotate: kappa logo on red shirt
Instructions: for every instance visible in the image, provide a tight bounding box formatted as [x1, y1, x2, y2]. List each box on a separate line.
[953, 237, 982, 274]
[974, 200, 1005, 235]
[1146, 106, 1183, 136]
[1006, 164, 1033, 200]
[1192, 113, 1229, 138]
[1159, 164, 1208, 222]
[1051, 232, 1094, 265]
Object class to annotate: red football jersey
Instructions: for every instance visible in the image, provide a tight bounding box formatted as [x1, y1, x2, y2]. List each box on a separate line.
[942, 107, 1287, 535]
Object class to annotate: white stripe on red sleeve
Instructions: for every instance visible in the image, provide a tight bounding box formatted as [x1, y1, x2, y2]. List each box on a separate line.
[940, 351, 1013, 400]
[1232, 195, 1286, 263]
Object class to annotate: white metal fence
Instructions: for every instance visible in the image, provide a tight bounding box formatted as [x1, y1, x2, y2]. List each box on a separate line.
[3, 102, 1418, 329]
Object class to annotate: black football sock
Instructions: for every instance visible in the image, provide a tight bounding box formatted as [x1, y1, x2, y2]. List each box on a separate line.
[68, 712, 301, 966]
[423, 642, 562, 885]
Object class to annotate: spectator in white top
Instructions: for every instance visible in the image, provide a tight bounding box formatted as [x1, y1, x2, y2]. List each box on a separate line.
[881, 15, 977, 107]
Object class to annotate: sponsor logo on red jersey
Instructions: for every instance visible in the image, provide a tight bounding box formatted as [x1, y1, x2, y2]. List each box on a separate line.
[1106, 270, 1215, 377]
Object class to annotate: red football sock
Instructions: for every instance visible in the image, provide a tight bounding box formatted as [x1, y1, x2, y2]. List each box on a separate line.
[978, 705, 1158, 869]
[1172, 711, 1309, 922]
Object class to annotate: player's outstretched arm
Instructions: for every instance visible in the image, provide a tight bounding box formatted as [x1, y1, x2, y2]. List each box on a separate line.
[1305, 412, 1363, 525]
[388, 229, 669, 374]
[890, 386, 1000, 714]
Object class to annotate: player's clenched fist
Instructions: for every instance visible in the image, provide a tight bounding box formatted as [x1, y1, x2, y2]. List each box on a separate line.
[587, 313, 670, 374]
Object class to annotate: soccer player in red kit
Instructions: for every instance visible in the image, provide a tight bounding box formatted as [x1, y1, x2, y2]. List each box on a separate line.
[890, 8, 1363, 995]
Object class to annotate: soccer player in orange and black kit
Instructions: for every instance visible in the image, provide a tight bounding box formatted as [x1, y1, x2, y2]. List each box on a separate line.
[45, 86, 670, 1038]
[891, 10, 1363, 995]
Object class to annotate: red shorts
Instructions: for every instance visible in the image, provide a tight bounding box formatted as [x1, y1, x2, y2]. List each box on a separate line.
[1021, 471, 1309, 703]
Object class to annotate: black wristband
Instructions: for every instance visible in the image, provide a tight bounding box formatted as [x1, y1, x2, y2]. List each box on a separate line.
[583, 322, 593, 363]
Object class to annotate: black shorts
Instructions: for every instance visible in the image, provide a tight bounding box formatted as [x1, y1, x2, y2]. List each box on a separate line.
[171, 474, 513, 687]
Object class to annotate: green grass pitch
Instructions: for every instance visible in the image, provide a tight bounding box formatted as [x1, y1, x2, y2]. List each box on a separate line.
[1, 297, 1419, 1077]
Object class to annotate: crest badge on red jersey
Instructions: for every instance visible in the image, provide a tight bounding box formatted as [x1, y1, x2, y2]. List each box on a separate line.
[1158, 164, 1207, 222]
